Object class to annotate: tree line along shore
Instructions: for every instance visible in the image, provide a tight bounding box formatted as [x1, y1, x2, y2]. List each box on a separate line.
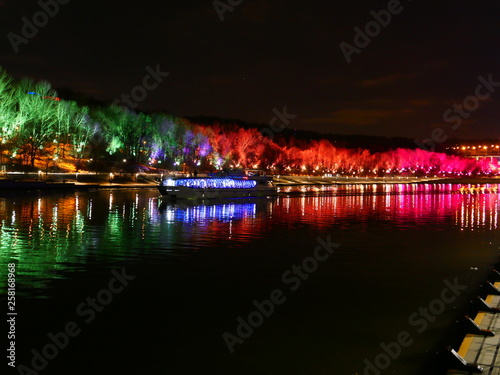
[0, 67, 497, 179]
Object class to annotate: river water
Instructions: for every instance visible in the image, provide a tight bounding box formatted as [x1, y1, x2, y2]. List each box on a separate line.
[1, 184, 500, 375]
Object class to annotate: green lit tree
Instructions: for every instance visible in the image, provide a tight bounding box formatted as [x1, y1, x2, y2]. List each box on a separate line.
[0, 68, 17, 166]
[93, 105, 127, 158]
[71, 110, 97, 171]
[14, 79, 59, 168]
[150, 114, 181, 165]
[55, 100, 96, 167]
[54, 100, 75, 158]
[95, 105, 154, 165]
[133, 112, 155, 164]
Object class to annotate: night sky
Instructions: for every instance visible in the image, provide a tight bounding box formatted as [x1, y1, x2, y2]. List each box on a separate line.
[1, 0, 500, 139]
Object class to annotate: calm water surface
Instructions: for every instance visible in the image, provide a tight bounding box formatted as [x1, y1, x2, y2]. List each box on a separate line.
[1, 184, 500, 375]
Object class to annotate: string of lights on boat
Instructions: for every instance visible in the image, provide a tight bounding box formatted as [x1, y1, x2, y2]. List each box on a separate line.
[163, 178, 257, 189]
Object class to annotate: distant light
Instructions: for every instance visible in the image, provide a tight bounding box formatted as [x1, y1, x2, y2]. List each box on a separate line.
[27, 92, 60, 101]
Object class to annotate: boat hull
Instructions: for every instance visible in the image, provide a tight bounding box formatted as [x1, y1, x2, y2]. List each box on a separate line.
[158, 185, 277, 199]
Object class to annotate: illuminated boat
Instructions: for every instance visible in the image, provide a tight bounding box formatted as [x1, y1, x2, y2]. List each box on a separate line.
[158, 170, 277, 199]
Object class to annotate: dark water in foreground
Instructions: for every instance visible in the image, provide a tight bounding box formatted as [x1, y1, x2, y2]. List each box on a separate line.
[1, 184, 500, 375]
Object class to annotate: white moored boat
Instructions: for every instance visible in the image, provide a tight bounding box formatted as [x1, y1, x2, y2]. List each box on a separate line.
[158, 170, 277, 199]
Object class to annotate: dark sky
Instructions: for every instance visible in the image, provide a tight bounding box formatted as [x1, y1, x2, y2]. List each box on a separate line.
[1, 0, 500, 139]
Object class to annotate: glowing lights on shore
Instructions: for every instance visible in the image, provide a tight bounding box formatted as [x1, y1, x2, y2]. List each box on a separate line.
[451, 144, 500, 152]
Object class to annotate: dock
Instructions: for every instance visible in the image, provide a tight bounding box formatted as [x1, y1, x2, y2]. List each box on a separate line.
[447, 282, 500, 374]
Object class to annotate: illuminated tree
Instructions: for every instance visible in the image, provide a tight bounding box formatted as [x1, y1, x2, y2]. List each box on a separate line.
[0, 68, 17, 165]
[54, 100, 85, 158]
[149, 114, 179, 165]
[52, 100, 98, 169]
[150, 116, 209, 168]
[168, 118, 190, 165]
[0, 65, 497, 177]
[231, 127, 261, 168]
[192, 127, 212, 168]
[96, 105, 153, 164]
[14, 79, 59, 167]
[203, 125, 235, 168]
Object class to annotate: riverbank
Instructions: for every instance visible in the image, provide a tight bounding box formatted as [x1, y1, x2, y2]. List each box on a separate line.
[273, 175, 500, 186]
[0, 179, 158, 191]
[0, 172, 160, 191]
[1, 173, 500, 191]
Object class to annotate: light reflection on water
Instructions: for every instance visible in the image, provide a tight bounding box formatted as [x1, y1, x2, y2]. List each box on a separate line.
[1, 185, 500, 374]
[0, 185, 499, 295]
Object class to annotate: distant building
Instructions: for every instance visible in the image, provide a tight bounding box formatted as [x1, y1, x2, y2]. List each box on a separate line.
[446, 143, 500, 162]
